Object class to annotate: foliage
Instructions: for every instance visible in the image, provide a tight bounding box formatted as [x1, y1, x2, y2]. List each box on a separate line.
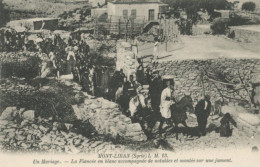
[0, 78, 79, 122]
[0, 52, 41, 79]
[0, 0, 10, 27]
[163, 0, 233, 35]
[210, 18, 229, 35]
[163, 0, 232, 19]
[242, 1, 256, 11]
[175, 18, 193, 35]
[229, 13, 252, 26]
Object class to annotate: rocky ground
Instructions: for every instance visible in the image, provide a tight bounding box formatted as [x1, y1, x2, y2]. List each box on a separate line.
[159, 114, 260, 153]
[1, 77, 259, 154]
[0, 109, 127, 154]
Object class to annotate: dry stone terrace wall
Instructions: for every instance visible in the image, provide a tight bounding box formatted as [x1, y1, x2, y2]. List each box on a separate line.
[230, 27, 260, 43]
[61, 80, 147, 142]
[157, 58, 260, 106]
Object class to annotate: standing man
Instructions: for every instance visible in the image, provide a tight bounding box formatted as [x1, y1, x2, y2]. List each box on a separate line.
[136, 58, 144, 85]
[131, 35, 138, 58]
[149, 70, 162, 113]
[159, 79, 175, 127]
[195, 95, 211, 136]
[153, 38, 159, 61]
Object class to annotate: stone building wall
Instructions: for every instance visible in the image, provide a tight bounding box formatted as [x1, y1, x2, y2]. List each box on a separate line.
[157, 58, 260, 106]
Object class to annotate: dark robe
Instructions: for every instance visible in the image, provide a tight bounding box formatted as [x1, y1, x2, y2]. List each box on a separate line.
[149, 77, 162, 113]
[219, 113, 237, 137]
[195, 99, 211, 135]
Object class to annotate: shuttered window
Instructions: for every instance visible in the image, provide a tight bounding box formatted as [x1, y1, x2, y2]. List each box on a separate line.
[123, 9, 128, 19]
[131, 9, 136, 19]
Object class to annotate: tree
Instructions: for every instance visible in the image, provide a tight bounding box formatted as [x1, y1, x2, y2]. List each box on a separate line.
[210, 18, 229, 34]
[242, 1, 256, 11]
[0, 0, 10, 27]
[163, 0, 234, 35]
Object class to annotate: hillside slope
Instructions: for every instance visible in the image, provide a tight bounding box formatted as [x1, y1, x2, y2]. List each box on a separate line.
[3, 0, 89, 20]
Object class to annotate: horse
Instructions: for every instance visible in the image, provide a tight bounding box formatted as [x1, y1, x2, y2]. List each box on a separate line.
[170, 95, 194, 139]
[128, 89, 151, 121]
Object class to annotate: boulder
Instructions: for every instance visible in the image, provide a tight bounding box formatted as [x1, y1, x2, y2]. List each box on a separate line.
[238, 113, 260, 126]
[0, 107, 17, 121]
[126, 123, 143, 132]
[221, 105, 247, 117]
[22, 110, 35, 121]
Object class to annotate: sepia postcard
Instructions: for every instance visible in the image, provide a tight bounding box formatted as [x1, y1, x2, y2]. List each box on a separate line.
[0, 0, 260, 166]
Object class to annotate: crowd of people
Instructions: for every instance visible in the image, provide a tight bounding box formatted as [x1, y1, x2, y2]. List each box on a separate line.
[1, 28, 236, 139]
[0, 28, 109, 96]
[0, 29, 27, 52]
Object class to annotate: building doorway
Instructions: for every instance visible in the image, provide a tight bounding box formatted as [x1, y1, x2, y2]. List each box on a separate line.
[148, 9, 155, 21]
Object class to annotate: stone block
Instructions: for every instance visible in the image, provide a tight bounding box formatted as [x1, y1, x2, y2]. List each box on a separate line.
[126, 123, 143, 132]
[22, 110, 35, 121]
[0, 107, 17, 121]
[0, 120, 9, 126]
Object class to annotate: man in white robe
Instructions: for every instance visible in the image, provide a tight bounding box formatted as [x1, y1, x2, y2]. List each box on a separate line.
[160, 80, 174, 119]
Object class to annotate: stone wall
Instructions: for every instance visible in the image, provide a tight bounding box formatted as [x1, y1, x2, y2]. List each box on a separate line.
[61, 80, 147, 142]
[157, 58, 260, 107]
[230, 26, 260, 43]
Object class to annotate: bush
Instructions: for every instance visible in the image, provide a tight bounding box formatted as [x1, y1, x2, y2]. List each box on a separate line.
[175, 18, 193, 35]
[210, 18, 229, 35]
[0, 52, 41, 79]
[242, 2, 256, 11]
[229, 14, 252, 26]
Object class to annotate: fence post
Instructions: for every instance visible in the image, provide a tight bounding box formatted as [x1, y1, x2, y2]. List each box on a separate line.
[131, 19, 133, 38]
[125, 20, 127, 42]
[119, 18, 121, 36]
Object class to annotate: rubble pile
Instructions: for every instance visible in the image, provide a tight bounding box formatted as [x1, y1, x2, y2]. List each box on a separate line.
[82, 34, 117, 55]
[157, 59, 260, 105]
[0, 107, 125, 153]
[60, 79, 147, 142]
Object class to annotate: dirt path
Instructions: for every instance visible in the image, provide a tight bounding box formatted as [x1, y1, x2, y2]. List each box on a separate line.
[161, 115, 260, 153]
[138, 35, 260, 62]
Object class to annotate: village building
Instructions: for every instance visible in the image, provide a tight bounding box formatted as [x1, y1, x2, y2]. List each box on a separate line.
[91, 0, 169, 35]
[7, 18, 59, 32]
[107, 0, 168, 23]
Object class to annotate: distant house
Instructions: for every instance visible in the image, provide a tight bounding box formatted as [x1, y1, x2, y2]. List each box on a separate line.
[214, 10, 232, 19]
[7, 18, 59, 32]
[107, 0, 168, 23]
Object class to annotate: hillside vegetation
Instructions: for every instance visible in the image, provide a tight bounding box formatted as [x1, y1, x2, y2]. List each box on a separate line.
[3, 0, 89, 20]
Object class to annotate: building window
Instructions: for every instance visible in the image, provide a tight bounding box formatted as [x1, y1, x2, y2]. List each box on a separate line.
[131, 9, 136, 19]
[123, 9, 128, 19]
